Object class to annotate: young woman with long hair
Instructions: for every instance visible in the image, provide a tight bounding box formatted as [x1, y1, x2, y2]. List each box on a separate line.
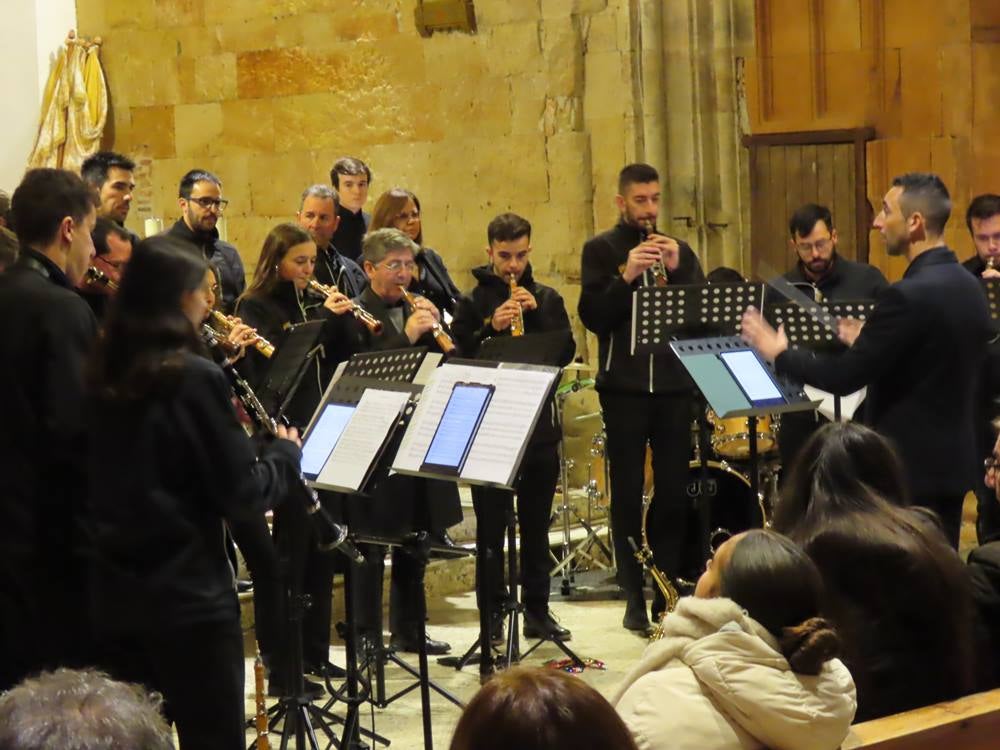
[87, 236, 302, 750]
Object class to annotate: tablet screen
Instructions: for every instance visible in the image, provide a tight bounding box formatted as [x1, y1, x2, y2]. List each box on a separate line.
[301, 402, 357, 479]
[718, 350, 786, 407]
[421, 383, 494, 473]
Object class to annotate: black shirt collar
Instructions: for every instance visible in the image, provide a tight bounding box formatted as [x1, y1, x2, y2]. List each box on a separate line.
[18, 247, 71, 287]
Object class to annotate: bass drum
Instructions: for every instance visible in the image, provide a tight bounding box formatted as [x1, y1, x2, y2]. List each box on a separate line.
[643, 461, 767, 583]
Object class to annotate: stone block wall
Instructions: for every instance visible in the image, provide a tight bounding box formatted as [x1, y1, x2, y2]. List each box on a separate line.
[76, 0, 651, 355]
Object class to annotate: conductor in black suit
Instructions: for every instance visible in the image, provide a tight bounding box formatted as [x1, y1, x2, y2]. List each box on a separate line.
[742, 173, 991, 548]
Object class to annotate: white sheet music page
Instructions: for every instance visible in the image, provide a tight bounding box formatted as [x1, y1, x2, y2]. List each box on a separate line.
[317, 388, 409, 491]
[460, 367, 555, 484]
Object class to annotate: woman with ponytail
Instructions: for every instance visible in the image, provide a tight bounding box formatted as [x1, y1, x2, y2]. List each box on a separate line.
[613, 529, 856, 750]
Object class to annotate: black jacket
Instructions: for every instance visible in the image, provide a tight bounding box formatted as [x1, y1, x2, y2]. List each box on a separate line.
[236, 282, 359, 428]
[776, 247, 991, 499]
[0, 249, 98, 619]
[778, 255, 889, 302]
[452, 263, 575, 445]
[167, 219, 245, 313]
[411, 247, 462, 315]
[578, 221, 705, 394]
[353, 285, 458, 355]
[332, 206, 370, 262]
[961, 255, 1000, 466]
[87, 352, 301, 634]
[315, 242, 368, 299]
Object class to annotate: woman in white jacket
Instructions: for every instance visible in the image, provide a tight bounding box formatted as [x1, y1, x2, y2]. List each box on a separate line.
[613, 529, 857, 750]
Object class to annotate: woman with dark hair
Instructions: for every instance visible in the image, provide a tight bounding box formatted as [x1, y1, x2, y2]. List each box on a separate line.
[87, 236, 302, 750]
[369, 188, 462, 315]
[450, 665, 640, 750]
[236, 222, 358, 427]
[772, 421, 977, 721]
[613, 529, 857, 750]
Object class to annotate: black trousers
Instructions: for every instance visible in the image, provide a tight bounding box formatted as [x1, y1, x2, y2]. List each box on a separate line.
[472, 444, 559, 615]
[102, 619, 245, 750]
[599, 390, 693, 595]
[350, 544, 426, 637]
[227, 515, 284, 664]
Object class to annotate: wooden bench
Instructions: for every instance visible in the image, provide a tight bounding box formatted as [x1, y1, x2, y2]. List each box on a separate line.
[842, 688, 1000, 749]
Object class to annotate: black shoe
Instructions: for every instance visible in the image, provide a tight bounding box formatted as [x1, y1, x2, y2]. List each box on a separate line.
[523, 609, 572, 641]
[623, 593, 651, 633]
[390, 632, 452, 655]
[428, 530, 462, 554]
[267, 676, 325, 700]
[303, 659, 347, 679]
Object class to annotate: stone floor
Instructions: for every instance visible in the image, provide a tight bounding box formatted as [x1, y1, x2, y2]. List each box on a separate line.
[240, 586, 649, 750]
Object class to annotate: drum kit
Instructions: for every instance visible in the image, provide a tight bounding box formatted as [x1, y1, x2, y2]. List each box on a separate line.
[551, 362, 783, 592]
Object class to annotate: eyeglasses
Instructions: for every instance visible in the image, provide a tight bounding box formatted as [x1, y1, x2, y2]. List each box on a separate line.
[379, 260, 417, 272]
[188, 197, 229, 212]
[795, 238, 833, 254]
[396, 211, 420, 223]
[97, 256, 126, 270]
[986, 456, 1000, 473]
[974, 232, 1000, 246]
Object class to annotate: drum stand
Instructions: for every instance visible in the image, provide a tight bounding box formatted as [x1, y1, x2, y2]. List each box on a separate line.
[549, 388, 617, 599]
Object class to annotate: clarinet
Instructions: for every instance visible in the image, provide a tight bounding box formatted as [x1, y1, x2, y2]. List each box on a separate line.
[640, 219, 669, 287]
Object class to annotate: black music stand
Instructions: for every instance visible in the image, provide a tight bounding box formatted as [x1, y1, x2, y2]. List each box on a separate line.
[765, 300, 875, 421]
[443, 333, 584, 680]
[256, 320, 326, 421]
[303, 348, 463, 750]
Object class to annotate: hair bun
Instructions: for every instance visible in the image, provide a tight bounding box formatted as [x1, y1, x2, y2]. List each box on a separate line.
[779, 616, 840, 675]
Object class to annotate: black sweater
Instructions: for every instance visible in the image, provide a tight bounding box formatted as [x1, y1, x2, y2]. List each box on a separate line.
[451, 263, 575, 445]
[578, 221, 705, 394]
[88, 352, 301, 634]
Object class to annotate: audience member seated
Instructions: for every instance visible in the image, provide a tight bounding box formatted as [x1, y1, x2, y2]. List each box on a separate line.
[772, 421, 977, 721]
[612, 529, 856, 750]
[449, 665, 640, 750]
[0, 668, 173, 750]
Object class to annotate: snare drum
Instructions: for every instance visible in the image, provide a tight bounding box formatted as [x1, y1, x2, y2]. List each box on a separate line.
[707, 409, 777, 459]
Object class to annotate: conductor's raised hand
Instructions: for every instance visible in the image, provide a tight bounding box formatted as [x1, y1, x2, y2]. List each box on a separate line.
[740, 306, 788, 362]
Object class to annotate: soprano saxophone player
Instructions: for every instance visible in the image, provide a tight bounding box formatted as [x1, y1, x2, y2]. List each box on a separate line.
[578, 163, 706, 634]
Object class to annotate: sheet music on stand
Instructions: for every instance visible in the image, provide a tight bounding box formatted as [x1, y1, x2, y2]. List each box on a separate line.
[391, 359, 559, 489]
[765, 300, 875, 352]
[300, 348, 435, 494]
[631, 282, 764, 355]
[982, 278, 1000, 333]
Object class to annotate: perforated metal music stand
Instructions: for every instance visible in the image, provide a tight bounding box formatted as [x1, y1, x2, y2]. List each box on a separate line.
[631, 282, 765, 354]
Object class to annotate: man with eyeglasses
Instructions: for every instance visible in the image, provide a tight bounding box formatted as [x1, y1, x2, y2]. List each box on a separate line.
[347, 227, 462, 656]
[76, 217, 133, 320]
[962, 195, 1000, 544]
[166, 169, 245, 313]
[775, 203, 889, 473]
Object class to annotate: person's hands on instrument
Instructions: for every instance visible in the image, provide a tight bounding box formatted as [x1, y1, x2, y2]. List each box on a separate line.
[275, 424, 302, 448]
[740, 306, 788, 362]
[408, 293, 441, 322]
[223, 319, 257, 361]
[648, 233, 680, 272]
[322, 290, 355, 316]
[837, 317, 865, 347]
[404, 308, 438, 343]
[491, 299, 523, 332]
[983, 267, 1000, 280]
[510, 285, 537, 311]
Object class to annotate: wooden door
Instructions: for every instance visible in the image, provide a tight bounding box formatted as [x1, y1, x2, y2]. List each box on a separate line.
[744, 128, 874, 279]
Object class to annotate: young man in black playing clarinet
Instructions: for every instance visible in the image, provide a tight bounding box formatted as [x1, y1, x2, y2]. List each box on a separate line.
[452, 212, 576, 641]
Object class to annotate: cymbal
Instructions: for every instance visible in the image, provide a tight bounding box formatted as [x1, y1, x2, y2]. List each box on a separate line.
[563, 361, 595, 374]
